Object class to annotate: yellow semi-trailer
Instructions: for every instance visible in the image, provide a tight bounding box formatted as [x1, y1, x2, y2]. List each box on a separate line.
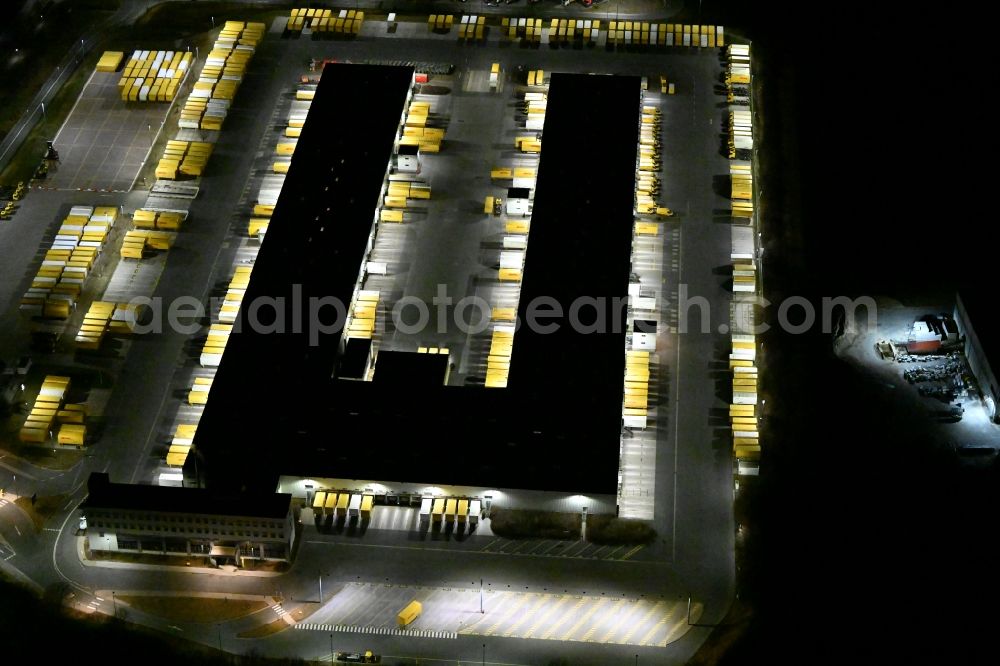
[188, 377, 213, 405]
[432, 498, 445, 522]
[388, 182, 410, 197]
[58, 424, 86, 447]
[348, 493, 362, 518]
[360, 495, 374, 520]
[397, 600, 422, 627]
[336, 492, 349, 517]
[312, 490, 327, 514]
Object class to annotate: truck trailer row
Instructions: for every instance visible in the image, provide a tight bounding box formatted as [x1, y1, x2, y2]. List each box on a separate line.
[118, 50, 192, 102]
[18, 375, 88, 447]
[180, 21, 264, 130]
[501, 17, 545, 43]
[20, 206, 119, 322]
[287, 8, 364, 35]
[607, 22, 724, 48]
[419, 497, 482, 526]
[311, 491, 376, 520]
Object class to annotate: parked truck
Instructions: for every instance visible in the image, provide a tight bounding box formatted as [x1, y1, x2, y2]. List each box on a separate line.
[397, 600, 422, 627]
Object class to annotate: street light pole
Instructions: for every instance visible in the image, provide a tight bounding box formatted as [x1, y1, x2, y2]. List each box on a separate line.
[329, 633, 334, 663]
[482, 643, 486, 666]
[217, 624, 223, 652]
[111, 591, 116, 618]
[479, 578, 483, 614]
[318, 570, 324, 603]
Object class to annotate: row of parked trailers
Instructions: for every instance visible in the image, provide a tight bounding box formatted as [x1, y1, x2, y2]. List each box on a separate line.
[156, 140, 215, 180]
[20, 206, 118, 321]
[18, 375, 87, 446]
[311, 491, 375, 520]
[118, 50, 193, 102]
[457, 15, 487, 42]
[120, 229, 173, 259]
[418, 497, 482, 525]
[725, 46, 752, 159]
[484, 82, 546, 388]
[287, 7, 365, 34]
[625, 96, 668, 429]
[636, 106, 671, 216]
[75, 301, 138, 350]
[181, 21, 264, 131]
[428, 14, 456, 32]
[731, 254, 757, 293]
[501, 17, 545, 43]
[730, 162, 754, 225]
[378, 94, 442, 223]
[158, 27, 261, 475]
[608, 23, 724, 47]
[724, 44, 759, 476]
[133, 208, 187, 232]
[249, 91, 314, 239]
[729, 335, 760, 470]
[169, 277, 242, 466]
[547, 18, 601, 45]
[725, 44, 751, 84]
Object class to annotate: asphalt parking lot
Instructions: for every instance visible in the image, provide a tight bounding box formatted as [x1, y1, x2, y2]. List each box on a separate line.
[296, 582, 698, 647]
[0, 11, 739, 665]
[47, 71, 173, 191]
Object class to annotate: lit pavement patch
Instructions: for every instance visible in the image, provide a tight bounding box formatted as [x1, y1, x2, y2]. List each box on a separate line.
[461, 591, 698, 646]
[295, 583, 697, 647]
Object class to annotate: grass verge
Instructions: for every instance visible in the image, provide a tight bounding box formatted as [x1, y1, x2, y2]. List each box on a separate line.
[488, 508, 581, 540]
[14, 494, 67, 532]
[118, 596, 268, 624]
[585, 515, 657, 545]
[237, 617, 290, 639]
[0, 438, 86, 471]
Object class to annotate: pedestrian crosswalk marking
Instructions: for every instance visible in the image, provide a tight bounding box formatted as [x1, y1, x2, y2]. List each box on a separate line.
[294, 623, 456, 640]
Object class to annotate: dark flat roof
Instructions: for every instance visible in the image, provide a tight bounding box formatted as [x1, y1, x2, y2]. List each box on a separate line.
[373, 351, 449, 387]
[191, 64, 414, 488]
[194, 68, 638, 497]
[959, 291, 1000, 378]
[506, 73, 638, 488]
[82, 473, 291, 519]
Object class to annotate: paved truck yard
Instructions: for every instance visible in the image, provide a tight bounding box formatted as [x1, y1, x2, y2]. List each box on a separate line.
[46, 71, 179, 192]
[0, 9, 757, 666]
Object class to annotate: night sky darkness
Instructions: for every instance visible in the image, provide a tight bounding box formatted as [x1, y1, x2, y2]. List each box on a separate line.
[719, 1, 998, 663]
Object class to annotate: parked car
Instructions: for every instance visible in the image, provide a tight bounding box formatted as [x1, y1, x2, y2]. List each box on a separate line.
[335, 651, 380, 664]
